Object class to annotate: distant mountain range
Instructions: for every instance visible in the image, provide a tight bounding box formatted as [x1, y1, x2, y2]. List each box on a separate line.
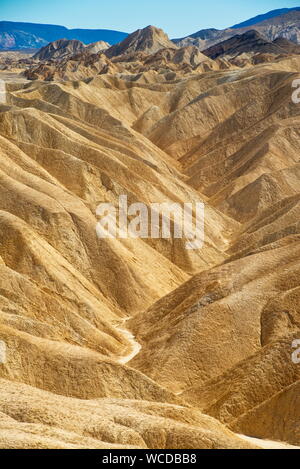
[230, 7, 300, 29]
[174, 7, 300, 49]
[0, 21, 128, 50]
[2, 7, 300, 52]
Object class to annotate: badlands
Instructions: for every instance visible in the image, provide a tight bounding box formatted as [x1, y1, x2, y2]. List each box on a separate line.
[0, 22, 299, 450]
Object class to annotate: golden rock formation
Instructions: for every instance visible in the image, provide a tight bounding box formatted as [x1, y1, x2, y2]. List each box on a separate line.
[0, 30, 299, 449]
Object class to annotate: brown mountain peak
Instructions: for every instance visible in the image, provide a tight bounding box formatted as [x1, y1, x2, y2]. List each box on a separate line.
[106, 25, 177, 58]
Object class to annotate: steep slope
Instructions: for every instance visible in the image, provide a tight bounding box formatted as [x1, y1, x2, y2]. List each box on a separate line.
[106, 26, 178, 58]
[143, 46, 218, 70]
[140, 60, 300, 218]
[231, 381, 300, 446]
[273, 36, 300, 53]
[86, 40, 110, 53]
[33, 39, 86, 60]
[33, 38, 110, 61]
[129, 242, 300, 393]
[202, 30, 299, 59]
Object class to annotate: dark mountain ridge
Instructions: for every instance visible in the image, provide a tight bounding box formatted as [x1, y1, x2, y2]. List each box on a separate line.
[202, 29, 300, 59]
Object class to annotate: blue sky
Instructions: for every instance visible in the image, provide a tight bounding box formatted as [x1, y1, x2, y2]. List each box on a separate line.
[1, 0, 300, 37]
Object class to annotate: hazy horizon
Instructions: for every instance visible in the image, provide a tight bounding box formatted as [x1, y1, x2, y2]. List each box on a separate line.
[1, 0, 300, 37]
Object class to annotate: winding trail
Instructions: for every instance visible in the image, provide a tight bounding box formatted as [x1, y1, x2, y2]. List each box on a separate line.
[116, 319, 142, 365]
[116, 321, 300, 449]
